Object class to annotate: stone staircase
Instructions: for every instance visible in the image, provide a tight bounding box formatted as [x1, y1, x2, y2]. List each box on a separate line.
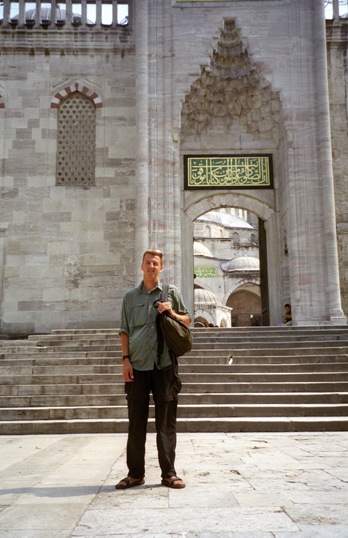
[1, 326, 348, 434]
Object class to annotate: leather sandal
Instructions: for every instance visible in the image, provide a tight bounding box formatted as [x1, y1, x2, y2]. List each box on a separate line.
[161, 476, 185, 489]
[115, 476, 145, 490]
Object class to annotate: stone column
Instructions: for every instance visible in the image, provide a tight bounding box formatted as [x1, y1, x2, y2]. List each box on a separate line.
[18, 0, 26, 27]
[35, 0, 40, 26]
[135, 0, 150, 280]
[333, 0, 339, 20]
[285, 1, 346, 326]
[81, 1, 87, 27]
[2, 1, 10, 26]
[65, 0, 73, 26]
[144, 1, 184, 286]
[112, 0, 118, 27]
[0, 224, 8, 329]
[314, 1, 346, 324]
[95, 0, 102, 28]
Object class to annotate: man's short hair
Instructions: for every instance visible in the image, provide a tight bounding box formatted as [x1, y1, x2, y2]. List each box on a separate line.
[142, 249, 164, 263]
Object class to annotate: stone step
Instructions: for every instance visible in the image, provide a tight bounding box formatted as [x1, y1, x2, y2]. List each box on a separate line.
[1, 380, 348, 396]
[0, 342, 348, 361]
[1, 371, 348, 385]
[1, 326, 348, 433]
[1, 354, 348, 368]
[182, 381, 348, 393]
[0, 339, 37, 346]
[1, 391, 348, 408]
[0, 416, 347, 435]
[176, 417, 348, 433]
[28, 334, 348, 348]
[1, 403, 348, 421]
[1, 361, 348, 375]
[214, 353, 348, 363]
[50, 325, 348, 340]
[46, 328, 348, 338]
[187, 347, 348, 357]
[13, 340, 348, 352]
[2, 346, 348, 359]
[35, 333, 120, 341]
[51, 329, 119, 334]
[20, 327, 348, 342]
[188, 341, 348, 350]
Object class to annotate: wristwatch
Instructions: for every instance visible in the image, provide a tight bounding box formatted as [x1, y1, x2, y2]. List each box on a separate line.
[122, 355, 130, 360]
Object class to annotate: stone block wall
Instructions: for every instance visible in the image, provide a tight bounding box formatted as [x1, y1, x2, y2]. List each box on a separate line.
[0, 26, 136, 334]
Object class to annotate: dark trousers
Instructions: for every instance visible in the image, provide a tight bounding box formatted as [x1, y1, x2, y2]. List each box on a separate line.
[125, 363, 181, 479]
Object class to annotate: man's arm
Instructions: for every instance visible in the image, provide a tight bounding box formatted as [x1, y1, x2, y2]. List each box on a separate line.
[169, 308, 190, 327]
[120, 331, 134, 382]
[175, 313, 191, 327]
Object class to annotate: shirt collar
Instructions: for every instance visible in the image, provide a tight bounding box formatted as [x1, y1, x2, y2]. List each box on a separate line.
[139, 280, 162, 294]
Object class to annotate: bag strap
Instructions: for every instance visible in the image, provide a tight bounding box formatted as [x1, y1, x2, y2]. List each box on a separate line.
[161, 283, 169, 302]
[156, 283, 169, 363]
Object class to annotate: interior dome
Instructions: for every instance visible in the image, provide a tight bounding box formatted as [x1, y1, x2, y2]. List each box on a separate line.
[194, 241, 213, 258]
[197, 211, 253, 229]
[221, 255, 260, 273]
[194, 288, 221, 305]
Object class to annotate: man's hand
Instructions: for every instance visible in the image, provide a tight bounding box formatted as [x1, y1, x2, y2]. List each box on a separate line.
[157, 301, 173, 316]
[157, 301, 191, 328]
[123, 359, 134, 382]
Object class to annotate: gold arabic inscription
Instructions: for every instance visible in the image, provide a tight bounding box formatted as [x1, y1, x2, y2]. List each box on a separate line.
[185, 155, 272, 189]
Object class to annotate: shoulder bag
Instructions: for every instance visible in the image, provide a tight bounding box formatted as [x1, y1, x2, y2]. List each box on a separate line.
[156, 284, 192, 360]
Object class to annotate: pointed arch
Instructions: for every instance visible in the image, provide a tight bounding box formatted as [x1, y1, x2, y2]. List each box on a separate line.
[51, 82, 103, 109]
[185, 192, 275, 222]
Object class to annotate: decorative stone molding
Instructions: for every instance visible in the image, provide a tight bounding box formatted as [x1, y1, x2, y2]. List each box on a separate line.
[51, 82, 103, 109]
[181, 19, 281, 139]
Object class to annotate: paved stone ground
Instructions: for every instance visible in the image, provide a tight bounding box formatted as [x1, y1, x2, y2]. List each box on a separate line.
[0, 432, 347, 537]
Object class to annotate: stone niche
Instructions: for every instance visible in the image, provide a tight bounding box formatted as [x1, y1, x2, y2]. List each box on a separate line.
[181, 19, 281, 142]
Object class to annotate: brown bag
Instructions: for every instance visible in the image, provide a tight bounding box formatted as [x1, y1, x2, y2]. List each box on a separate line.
[156, 284, 192, 359]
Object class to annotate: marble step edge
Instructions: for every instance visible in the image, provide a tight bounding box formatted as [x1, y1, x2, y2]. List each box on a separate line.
[1, 403, 348, 420]
[0, 416, 347, 434]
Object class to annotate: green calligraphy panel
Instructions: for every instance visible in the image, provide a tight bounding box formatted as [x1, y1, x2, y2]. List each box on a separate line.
[195, 267, 216, 278]
[184, 155, 273, 190]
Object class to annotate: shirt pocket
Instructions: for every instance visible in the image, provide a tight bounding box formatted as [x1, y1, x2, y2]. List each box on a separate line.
[128, 302, 148, 328]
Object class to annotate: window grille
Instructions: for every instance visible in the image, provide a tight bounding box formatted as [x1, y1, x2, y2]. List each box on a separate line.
[56, 92, 96, 186]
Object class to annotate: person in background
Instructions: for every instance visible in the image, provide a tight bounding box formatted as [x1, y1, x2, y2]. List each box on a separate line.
[116, 249, 191, 490]
[283, 303, 292, 325]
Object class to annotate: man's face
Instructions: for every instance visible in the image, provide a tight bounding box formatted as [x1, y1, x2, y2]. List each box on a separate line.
[141, 253, 163, 280]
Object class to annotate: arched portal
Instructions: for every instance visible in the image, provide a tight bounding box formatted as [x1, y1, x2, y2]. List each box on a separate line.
[193, 207, 262, 327]
[182, 192, 281, 326]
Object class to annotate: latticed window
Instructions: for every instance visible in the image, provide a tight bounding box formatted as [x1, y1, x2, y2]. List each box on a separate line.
[56, 92, 96, 186]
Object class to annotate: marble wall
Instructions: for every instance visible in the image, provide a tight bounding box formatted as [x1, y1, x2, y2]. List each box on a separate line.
[0, 0, 347, 333]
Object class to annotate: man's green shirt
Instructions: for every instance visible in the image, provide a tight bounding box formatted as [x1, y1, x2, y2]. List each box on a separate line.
[120, 281, 191, 370]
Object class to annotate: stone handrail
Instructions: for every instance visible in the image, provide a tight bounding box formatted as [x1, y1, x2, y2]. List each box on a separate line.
[328, 0, 347, 20]
[0, 0, 129, 29]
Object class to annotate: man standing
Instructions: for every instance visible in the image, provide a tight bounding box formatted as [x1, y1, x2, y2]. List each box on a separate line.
[116, 249, 191, 490]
